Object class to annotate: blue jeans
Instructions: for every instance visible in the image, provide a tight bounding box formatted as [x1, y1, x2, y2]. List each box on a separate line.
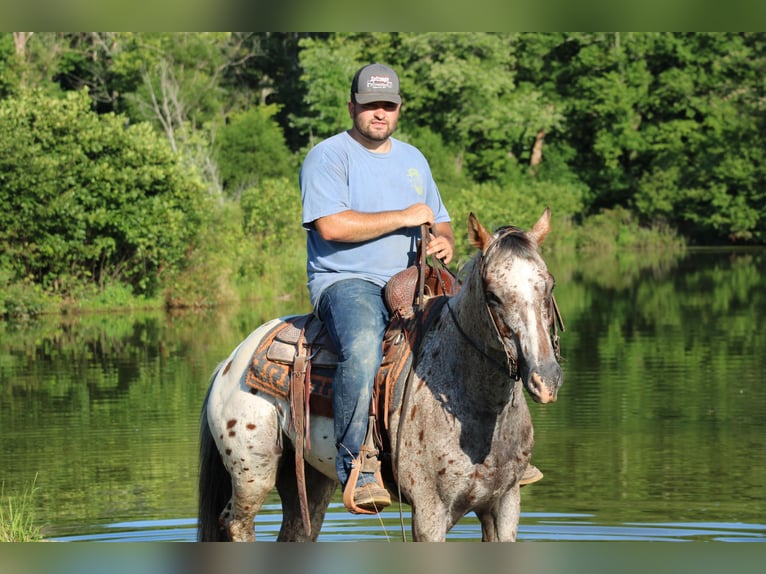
[315, 278, 389, 489]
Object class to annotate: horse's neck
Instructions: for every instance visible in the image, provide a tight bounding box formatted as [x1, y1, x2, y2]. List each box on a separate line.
[452, 266, 502, 354]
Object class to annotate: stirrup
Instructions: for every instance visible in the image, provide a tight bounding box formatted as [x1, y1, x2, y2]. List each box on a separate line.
[342, 416, 387, 514]
[342, 447, 388, 514]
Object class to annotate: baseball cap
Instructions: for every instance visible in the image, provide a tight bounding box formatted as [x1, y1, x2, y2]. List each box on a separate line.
[351, 63, 402, 105]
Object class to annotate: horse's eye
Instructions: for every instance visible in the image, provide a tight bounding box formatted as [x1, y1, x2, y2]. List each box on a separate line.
[486, 292, 502, 307]
[546, 278, 555, 298]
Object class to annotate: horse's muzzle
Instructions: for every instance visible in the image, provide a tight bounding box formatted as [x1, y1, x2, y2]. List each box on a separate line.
[526, 367, 562, 404]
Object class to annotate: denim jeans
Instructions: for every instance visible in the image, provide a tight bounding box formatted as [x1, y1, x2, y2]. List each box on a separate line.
[315, 278, 389, 489]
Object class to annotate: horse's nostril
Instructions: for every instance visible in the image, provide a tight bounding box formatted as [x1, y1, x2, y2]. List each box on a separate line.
[528, 370, 559, 403]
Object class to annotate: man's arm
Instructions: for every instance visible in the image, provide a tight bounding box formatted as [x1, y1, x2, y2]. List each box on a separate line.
[313, 203, 437, 243]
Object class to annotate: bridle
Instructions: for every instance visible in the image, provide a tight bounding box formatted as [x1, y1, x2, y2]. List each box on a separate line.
[445, 225, 565, 381]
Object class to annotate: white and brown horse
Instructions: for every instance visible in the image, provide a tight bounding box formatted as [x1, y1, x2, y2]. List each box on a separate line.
[198, 208, 563, 541]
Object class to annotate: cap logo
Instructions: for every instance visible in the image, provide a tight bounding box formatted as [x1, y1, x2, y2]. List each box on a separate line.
[367, 75, 393, 90]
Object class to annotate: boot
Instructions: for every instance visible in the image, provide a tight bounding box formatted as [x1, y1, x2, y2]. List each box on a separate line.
[520, 463, 543, 486]
[342, 415, 391, 514]
[353, 481, 391, 513]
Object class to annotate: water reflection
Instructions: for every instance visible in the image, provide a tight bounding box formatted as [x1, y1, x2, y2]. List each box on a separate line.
[1, 248, 765, 542]
[49, 504, 766, 542]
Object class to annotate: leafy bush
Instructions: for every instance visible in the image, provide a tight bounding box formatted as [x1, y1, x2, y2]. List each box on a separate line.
[0, 89, 207, 298]
[237, 177, 307, 304]
[240, 177, 303, 252]
[162, 198, 246, 309]
[572, 206, 685, 255]
[0, 277, 53, 320]
[216, 104, 295, 197]
[447, 176, 588, 263]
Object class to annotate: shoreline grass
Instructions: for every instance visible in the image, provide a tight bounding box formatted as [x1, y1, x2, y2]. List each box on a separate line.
[1, 475, 43, 542]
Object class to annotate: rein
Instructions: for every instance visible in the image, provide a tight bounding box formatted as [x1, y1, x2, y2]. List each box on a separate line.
[446, 300, 517, 379]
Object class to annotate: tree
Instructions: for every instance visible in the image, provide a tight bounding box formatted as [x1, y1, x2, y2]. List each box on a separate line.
[108, 33, 258, 193]
[393, 32, 563, 182]
[635, 33, 766, 242]
[292, 34, 361, 147]
[0, 89, 207, 295]
[216, 104, 294, 196]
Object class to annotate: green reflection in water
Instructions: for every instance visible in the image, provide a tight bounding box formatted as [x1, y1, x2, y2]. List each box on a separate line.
[1, 249, 764, 539]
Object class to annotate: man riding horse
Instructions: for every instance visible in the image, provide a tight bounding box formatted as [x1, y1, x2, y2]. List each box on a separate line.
[299, 63, 542, 514]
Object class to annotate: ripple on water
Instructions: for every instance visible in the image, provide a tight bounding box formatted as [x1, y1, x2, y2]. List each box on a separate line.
[49, 505, 766, 542]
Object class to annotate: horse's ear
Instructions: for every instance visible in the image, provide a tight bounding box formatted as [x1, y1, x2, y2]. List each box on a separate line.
[528, 207, 551, 246]
[468, 212, 493, 251]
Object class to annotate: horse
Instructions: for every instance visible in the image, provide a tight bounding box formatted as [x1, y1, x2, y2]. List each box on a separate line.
[198, 208, 563, 542]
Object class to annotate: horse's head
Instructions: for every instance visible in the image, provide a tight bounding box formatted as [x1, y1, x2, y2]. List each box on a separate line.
[468, 207, 563, 404]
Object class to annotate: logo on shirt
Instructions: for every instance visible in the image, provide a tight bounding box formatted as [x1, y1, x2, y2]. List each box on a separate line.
[407, 168, 424, 196]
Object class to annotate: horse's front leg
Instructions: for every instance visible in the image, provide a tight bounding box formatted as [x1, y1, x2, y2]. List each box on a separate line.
[410, 501, 451, 542]
[476, 484, 521, 542]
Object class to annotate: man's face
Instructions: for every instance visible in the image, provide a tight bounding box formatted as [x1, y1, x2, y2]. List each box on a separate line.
[349, 100, 400, 143]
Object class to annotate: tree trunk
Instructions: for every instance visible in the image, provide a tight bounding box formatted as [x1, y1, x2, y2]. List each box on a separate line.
[13, 32, 33, 58]
[530, 129, 545, 168]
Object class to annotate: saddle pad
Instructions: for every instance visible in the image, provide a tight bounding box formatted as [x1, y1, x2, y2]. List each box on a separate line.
[266, 314, 338, 367]
[245, 316, 335, 416]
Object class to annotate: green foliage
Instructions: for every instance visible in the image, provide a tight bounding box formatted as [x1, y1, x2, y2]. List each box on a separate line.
[573, 206, 685, 255]
[3, 32, 766, 320]
[0, 89, 207, 299]
[524, 32, 766, 243]
[292, 35, 360, 144]
[4, 32, 766, 246]
[0, 34, 20, 98]
[162, 198, 246, 309]
[216, 104, 294, 196]
[1, 475, 43, 542]
[111, 33, 231, 131]
[240, 177, 303, 251]
[238, 177, 306, 303]
[0, 274, 54, 320]
[393, 33, 565, 183]
[447, 175, 588, 263]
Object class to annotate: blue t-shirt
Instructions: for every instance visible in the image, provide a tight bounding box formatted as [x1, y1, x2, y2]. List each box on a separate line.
[301, 131, 450, 306]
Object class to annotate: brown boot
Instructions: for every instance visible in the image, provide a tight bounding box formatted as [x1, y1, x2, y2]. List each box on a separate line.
[519, 463, 544, 486]
[352, 482, 391, 513]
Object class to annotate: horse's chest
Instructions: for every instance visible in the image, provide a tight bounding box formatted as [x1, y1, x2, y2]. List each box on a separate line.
[401, 409, 530, 497]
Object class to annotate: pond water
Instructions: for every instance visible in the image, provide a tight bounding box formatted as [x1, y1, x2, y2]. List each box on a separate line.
[1, 247, 764, 543]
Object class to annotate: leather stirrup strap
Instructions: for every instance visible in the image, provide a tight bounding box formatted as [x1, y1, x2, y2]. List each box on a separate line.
[342, 416, 385, 515]
[291, 330, 312, 536]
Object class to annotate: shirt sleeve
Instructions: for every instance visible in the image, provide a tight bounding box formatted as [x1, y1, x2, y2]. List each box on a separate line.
[300, 143, 349, 228]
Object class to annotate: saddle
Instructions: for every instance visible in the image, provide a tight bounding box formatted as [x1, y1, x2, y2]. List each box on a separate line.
[243, 295, 449, 527]
[243, 290, 449, 442]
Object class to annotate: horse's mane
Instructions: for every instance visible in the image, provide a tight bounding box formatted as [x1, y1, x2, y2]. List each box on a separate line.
[458, 226, 539, 284]
[491, 226, 539, 261]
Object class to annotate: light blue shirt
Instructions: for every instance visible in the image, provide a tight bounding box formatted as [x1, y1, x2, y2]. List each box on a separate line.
[301, 131, 450, 306]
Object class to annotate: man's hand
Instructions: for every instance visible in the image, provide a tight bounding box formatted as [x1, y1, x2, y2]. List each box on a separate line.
[426, 222, 455, 265]
[400, 203, 435, 228]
